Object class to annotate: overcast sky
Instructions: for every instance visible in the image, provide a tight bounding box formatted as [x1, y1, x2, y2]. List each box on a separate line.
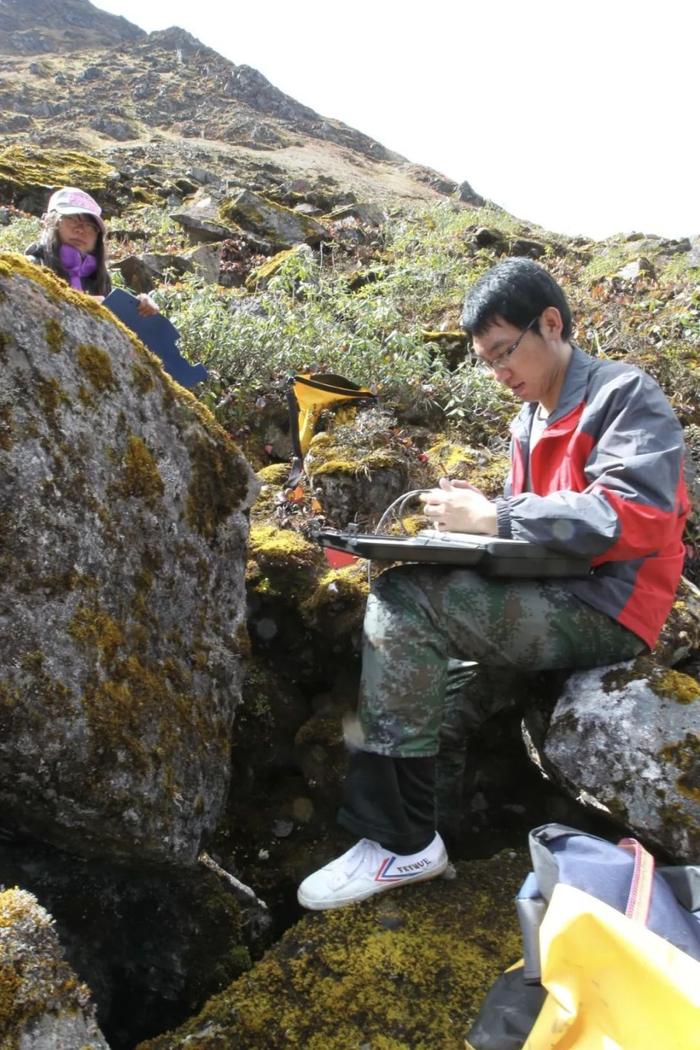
[93, 0, 698, 241]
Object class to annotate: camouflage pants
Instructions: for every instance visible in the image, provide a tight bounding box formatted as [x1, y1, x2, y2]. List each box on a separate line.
[357, 564, 645, 759]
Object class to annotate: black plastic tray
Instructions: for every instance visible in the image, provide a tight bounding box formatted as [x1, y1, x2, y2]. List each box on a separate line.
[314, 529, 591, 578]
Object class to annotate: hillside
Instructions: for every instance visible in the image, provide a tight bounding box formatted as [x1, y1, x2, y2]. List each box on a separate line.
[2, 3, 700, 1048]
[0, 0, 472, 214]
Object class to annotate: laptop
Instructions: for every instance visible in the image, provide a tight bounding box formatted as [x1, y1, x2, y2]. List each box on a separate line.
[313, 528, 591, 578]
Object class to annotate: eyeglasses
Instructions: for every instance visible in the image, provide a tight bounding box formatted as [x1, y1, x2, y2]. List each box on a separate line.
[476, 317, 539, 372]
[59, 214, 98, 231]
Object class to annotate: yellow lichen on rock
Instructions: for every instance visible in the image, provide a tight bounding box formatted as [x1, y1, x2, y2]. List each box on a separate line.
[135, 851, 528, 1050]
[0, 887, 105, 1047]
[117, 434, 165, 505]
[302, 562, 370, 637]
[0, 144, 114, 193]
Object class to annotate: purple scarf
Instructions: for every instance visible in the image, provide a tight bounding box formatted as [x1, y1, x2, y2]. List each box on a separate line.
[59, 244, 97, 291]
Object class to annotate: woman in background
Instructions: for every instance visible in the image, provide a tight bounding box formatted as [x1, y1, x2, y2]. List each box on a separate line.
[26, 186, 157, 314]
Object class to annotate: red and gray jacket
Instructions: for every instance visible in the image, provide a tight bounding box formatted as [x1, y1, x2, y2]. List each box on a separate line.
[495, 344, 689, 648]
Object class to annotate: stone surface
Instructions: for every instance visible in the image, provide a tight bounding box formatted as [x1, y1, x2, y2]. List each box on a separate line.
[0, 255, 258, 866]
[222, 188, 329, 250]
[171, 195, 238, 244]
[0, 887, 109, 1049]
[543, 657, 700, 862]
[135, 851, 529, 1050]
[116, 251, 194, 293]
[0, 838, 259, 1048]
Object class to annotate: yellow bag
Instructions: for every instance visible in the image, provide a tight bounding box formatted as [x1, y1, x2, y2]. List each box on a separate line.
[524, 882, 700, 1050]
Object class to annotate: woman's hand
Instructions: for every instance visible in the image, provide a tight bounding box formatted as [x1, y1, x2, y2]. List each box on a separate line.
[136, 293, 159, 316]
[419, 477, 498, 535]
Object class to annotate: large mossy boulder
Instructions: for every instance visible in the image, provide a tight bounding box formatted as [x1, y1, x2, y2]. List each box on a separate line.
[0, 144, 117, 215]
[0, 254, 258, 866]
[0, 887, 109, 1049]
[221, 188, 329, 250]
[543, 656, 700, 862]
[136, 851, 528, 1050]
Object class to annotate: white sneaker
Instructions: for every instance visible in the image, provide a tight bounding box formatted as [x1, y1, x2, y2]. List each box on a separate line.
[297, 833, 449, 910]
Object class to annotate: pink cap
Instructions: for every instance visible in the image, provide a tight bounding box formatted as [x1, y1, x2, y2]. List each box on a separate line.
[46, 187, 106, 233]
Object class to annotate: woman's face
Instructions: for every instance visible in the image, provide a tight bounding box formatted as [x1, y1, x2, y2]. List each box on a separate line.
[56, 213, 100, 254]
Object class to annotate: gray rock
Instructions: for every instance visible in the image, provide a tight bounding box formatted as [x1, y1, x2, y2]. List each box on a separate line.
[91, 115, 139, 141]
[186, 167, 219, 186]
[325, 202, 388, 227]
[222, 188, 329, 250]
[0, 257, 258, 866]
[456, 179, 485, 205]
[171, 194, 237, 244]
[0, 887, 109, 1049]
[78, 64, 104, 81]
[184, 243, 223, 284]
[115, 251, 194, 293]
[615, 257, 656, 281]
[543, 658, 700, 861]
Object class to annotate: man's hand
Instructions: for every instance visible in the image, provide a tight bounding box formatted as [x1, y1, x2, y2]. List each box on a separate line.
[420, 477, 498, 535]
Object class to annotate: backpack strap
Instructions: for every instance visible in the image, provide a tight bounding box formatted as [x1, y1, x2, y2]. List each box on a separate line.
[618, 837, 655, 924]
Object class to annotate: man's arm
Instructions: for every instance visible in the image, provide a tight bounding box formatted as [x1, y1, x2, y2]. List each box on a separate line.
[496, 370, 688, 560]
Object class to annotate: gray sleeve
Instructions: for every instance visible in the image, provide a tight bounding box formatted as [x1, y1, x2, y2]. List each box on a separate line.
[496, 371, 685, 559]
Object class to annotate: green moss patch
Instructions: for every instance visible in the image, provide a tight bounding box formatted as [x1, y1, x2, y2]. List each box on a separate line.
[44, 317, 64, 354]
[247, 524, 324, 598]
[137, 851, 528, 1050]
[302, 563, 369, 637]
[76, 342, 116, 393]
[115, 435, 165, 505]
[0, 144, 113, 194]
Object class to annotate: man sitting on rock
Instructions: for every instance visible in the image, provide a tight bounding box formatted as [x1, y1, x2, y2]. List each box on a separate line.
[298, 257, 690, 911]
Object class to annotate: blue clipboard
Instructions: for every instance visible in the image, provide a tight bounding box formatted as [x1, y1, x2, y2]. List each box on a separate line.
[104, 289, 208, 389]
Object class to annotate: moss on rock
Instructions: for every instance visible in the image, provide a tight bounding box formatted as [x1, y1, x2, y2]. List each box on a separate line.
[302, 562, 369, 638]
[186, 431, 251, 540]
[76, 342, 117, 393]
[0, 887, 106, 1047]
[116, 434, 165, 505]
[0, 143, 113, 196]
[136, 851, 528, 1050]
[247, 524, 325, 599]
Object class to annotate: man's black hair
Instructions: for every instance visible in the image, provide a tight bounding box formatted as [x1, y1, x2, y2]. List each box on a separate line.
[461, 257, 572, 340]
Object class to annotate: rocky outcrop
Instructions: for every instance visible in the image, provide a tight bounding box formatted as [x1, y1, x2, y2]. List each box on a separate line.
[0, 254, 258, 866]
[0, 887, 109, 1049]
[0, 0, 145, 55]
[115, 250, 194, 293]
[543, 656, 700, 861]
[221, 189, 330, 250]
[0, 0, 458, 214]
[0, 838, 260, 1048]
[171, 195, 240, 245]
[0, 143, 119, 215]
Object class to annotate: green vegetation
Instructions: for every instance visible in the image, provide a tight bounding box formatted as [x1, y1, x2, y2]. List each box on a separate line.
[2, 196, 699, 441]
[157, 203, 525, 436]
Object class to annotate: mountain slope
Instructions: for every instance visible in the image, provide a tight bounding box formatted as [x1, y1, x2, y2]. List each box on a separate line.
[0, 0, 471, 210]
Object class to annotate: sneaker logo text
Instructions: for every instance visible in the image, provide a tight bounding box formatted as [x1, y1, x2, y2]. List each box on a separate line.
[375, 855, 431, 882]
